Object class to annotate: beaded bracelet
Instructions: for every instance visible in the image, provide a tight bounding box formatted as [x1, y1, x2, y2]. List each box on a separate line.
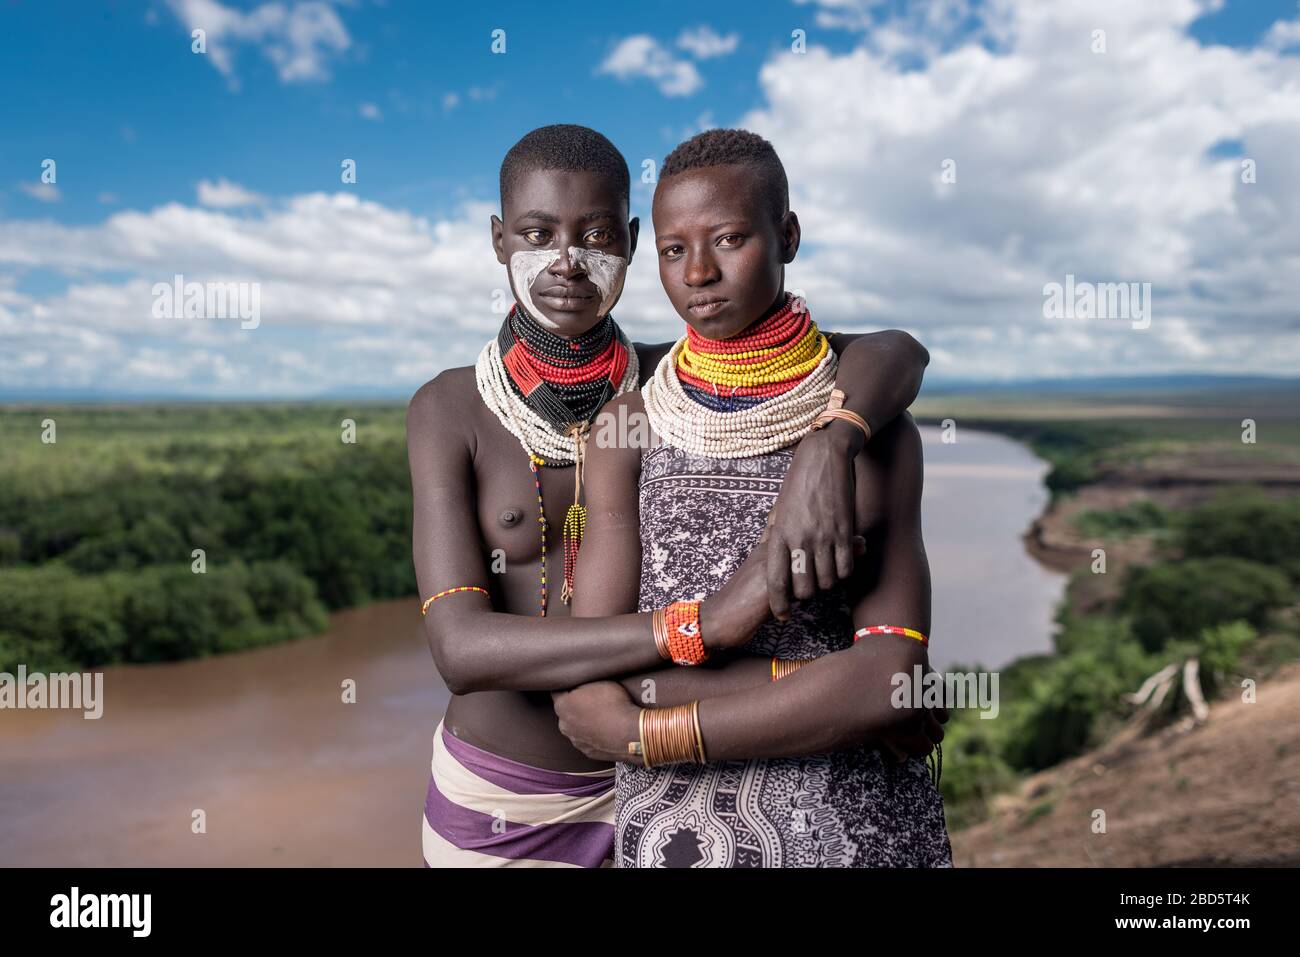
[664, 600, 707, 666]
[421, 586, 489, 616]
[771, 657, 810, 681]
[853, 624, 929, 647]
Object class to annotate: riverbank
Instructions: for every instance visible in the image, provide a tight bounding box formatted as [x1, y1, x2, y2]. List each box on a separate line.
[952, 660, 1300, 867]
[913, 387, 1300, 861]
[0, 417, 1057, 866]
[0, 599, 445, 867]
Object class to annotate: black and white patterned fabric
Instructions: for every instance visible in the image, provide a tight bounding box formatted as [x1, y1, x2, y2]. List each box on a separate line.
[616, 442, 953, 868]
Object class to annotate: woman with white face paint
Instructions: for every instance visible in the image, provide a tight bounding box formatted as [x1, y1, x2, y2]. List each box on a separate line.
[406, 124, 933, 866]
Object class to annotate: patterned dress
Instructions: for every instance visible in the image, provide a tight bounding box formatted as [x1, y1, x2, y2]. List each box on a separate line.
[616, 442, 954, 868]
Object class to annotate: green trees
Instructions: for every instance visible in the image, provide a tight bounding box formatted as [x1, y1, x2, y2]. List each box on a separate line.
[1122, 558, 1291, 653]
[0, 562, 329, 671]
[940, 487, 1299, 800]
[0, 404, 410, 671]
[1178, 491, 1300, 582]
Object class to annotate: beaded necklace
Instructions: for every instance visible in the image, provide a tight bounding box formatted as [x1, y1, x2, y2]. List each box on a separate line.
[643, 293, 838, 458]
[475, 305, 639, 613]
[499, 304, 629, 433]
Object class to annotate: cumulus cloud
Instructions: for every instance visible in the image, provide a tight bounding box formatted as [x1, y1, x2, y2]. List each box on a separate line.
[166, 0, 350, 87]
[741, 0, 1300, 379]
[1264, 10, 1300, 52]
[3, 0, 1299, 396]
[677, 26, 740, 59]
[598, 35, 703, 96]
[18, 182, 61, 203]
[0, 192, 677, 396]
[196, 178, 267, 208]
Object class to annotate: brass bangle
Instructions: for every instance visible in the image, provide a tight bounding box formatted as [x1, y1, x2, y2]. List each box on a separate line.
[651, 606, 672, 661]
[641, 704, 702, 768]
[691, 699, 707, 764]
[772, 658, 809, 681]
[637, 708, 650, 769]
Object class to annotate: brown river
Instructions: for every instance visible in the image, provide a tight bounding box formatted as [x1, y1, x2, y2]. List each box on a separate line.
[0, 427, 1063, 866]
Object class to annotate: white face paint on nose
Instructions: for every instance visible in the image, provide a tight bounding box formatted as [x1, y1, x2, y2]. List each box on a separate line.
[566, 247, 628, 318]
[509, 249, 563, 329]
[508, 246, 630, 327]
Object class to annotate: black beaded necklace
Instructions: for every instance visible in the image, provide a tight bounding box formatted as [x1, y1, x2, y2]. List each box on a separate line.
[496, 305, 627, 434]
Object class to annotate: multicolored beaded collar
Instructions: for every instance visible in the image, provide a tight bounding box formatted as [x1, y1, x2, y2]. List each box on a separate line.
[475, 304, 639, 613]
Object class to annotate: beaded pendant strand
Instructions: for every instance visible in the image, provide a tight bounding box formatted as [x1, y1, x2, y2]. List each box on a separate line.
[528, 454, 549, 616]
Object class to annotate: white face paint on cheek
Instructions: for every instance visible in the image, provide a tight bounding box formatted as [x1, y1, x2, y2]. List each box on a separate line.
[568, 247, 628, 318]
[509, 249, 563, 329]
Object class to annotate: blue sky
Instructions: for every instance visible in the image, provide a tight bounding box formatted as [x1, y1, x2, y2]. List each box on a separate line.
[2, 0, 1299, 397]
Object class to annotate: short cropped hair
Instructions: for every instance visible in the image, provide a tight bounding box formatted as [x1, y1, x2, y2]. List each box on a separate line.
[659, 128, 789, 224]
[499, 124, 630, 210]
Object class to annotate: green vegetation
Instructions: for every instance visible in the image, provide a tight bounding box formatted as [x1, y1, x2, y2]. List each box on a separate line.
[914, 390, 1300, 826]
[0, 403, 414, 671]
[1072, 499, 1169, 539]
[3, 393, 1297, 836]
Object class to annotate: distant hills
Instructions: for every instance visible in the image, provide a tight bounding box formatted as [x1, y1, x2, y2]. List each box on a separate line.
[920, 373, 1300, 396]
[2, 373, 1297, 405]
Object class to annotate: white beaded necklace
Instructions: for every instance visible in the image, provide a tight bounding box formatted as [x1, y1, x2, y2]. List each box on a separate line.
[642, 332, 838, 459]
[475, 325, 640, 466]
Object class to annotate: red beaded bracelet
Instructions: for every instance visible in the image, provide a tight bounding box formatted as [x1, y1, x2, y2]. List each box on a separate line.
[664, 600, 707, 666]
[853, 624, 929, 647]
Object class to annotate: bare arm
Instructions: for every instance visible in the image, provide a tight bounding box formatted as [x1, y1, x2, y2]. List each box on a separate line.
[555, 413, 941, 761]
[410, 378, 720, 694]
[567, 391, 773, 637]
[766, 329, 930, 617]
[694, 413, 933, 760]
[409, 379, 770, 695]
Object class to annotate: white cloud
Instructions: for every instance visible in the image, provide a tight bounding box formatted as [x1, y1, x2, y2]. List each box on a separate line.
[677, 26, 740, 59]
[0, 193, 679, 397]
[4, 0, 1300, 396]
[18, 182, 61, 203]
[737, 0, 1300, 379]
[196, 178, 267, 208]
[359, 102, 382, 121]
[1264, 10, 1300, 51]
[598, 35, 703, 97]
[166, 0, 350, 87]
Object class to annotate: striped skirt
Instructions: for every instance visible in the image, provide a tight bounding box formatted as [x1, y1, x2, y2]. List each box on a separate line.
[422, 719, 616, 867]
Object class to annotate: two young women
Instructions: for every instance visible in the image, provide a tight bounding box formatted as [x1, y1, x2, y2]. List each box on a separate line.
[407, 124, 949, 867]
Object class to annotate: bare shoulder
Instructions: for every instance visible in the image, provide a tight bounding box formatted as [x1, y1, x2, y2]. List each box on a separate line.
[406, 365, 479, 446]
[826, 328, 924, 358]
[587, 389, 646, 477]
[604, 387, 645, 416]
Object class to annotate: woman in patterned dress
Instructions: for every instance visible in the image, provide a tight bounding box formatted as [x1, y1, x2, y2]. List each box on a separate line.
[553, 129, 952, 867]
